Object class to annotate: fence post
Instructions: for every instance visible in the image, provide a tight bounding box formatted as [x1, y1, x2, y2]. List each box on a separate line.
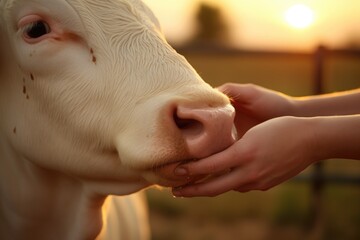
[308, 45, 326, 239]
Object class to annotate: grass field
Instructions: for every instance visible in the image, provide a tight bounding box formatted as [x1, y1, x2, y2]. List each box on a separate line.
[146, 51, 360, 240]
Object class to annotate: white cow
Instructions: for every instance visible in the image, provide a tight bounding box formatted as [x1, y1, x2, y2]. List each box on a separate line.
[0, 0, 236, 239]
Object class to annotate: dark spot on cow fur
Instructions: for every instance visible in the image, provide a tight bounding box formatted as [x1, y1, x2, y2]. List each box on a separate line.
[13, 127, 16, 134]
[30, 73, 34, 81]
[90, 48, 96, 64]
[22, 80, 30, 99]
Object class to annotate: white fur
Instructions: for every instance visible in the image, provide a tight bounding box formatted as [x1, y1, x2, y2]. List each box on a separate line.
[0, 0, 232, 239]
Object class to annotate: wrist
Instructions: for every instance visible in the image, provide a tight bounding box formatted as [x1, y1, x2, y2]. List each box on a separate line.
[305, 117, 327, 163]
[291, 97, 314, 117]
[287, 97, 300, 117]
[292, 117, 324, 164]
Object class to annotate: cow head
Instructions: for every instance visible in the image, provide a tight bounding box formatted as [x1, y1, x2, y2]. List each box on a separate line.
[0, 0, 236, 195]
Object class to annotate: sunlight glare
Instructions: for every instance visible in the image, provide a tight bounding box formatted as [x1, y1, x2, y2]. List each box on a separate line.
[284, 4, 314, 29]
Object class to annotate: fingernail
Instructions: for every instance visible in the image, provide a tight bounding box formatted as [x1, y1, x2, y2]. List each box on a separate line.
[172, 194, 183, 199]
[172, 188, 183, 198]
[174, 167, 188, 176]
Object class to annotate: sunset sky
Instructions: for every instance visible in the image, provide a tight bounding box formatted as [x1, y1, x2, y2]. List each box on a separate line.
[143, 0, 360, 51]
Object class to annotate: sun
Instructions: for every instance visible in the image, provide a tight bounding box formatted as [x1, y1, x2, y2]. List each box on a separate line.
[284, 4, 315, 29]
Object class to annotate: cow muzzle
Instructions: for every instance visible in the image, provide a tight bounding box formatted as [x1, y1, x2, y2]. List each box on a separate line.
[152, 103, 237, 187]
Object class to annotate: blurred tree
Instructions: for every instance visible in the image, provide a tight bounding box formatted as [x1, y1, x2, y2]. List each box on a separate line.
[344, 36, 360, 50]
[187, 2, 230, 49]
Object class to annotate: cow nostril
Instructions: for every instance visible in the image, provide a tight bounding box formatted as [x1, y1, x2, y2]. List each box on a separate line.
[173, 112, 204, 137]
[171, 105, 235, 159]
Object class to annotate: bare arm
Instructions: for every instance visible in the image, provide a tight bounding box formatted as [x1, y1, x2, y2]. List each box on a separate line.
[293, 89, 360, 117]
[172, 114, 360, 197]
[314, 114, 360, 160]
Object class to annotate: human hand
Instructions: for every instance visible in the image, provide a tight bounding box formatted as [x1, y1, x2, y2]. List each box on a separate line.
[219, 83, 295, 137]
[172, 116, 319, 197]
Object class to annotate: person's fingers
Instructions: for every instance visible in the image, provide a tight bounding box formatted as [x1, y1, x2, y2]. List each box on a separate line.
[174, 140, 248, 177]
[172, 167, 250, 197]
[234, 182, 262, 193]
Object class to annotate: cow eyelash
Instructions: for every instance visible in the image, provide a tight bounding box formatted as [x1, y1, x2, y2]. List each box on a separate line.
[22, 20, 51, 39]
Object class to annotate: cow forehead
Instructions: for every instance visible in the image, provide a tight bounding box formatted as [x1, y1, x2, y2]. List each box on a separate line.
[1, 0, 160, 32]
[69, 0, 159, 25]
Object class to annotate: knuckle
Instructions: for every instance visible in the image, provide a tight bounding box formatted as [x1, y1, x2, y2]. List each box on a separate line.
[204, 161, 218, 173]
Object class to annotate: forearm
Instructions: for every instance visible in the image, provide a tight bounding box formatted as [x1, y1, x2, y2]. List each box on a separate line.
[292, 89, 360, 117]
[311, 114, 360, 161]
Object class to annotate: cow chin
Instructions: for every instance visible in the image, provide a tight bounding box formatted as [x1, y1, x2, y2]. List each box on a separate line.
[120, 133, 213, 188]
[142, 140, 191, 187]
[141, 134, 201, 187]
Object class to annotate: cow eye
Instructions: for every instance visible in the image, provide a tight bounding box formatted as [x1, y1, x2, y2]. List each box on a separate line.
[24, 21, 51, 39]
